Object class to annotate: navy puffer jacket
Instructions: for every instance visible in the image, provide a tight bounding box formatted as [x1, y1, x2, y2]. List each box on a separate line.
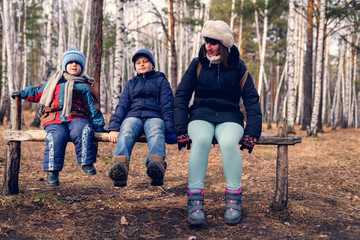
[108, 70, 175, 134]
[174, 44, 262, 138]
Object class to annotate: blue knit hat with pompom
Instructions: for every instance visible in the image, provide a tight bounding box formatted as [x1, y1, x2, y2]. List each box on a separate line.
[62, 47, 86, 75]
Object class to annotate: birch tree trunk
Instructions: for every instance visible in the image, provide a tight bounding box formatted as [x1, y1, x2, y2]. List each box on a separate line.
[321, 36, 329, 124]
[286, 0, 297, 133]
[80, 0, 90, 53]
[43, 0, 54, 80]
[0, 10, 9, 124]
[309, 0, 325, 135]
[57, 0, 65, 69]
[351, 36, 358, 128]
[342, 29, 351, 128]
[301, 0, 314, 130]
[230, 0, 236, 30]
[112, 0, 125, 113]
[329, 39, 345, 129]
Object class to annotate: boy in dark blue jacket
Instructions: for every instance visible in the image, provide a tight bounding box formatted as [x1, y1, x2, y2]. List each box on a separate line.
[108, 49, 176, 187]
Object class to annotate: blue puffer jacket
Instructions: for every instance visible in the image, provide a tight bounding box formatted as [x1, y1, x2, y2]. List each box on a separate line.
[174, 44, 262, 138]
[108, 70, 175, 134]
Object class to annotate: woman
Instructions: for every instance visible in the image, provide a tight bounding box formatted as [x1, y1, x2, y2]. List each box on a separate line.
[174, 20, 262, 225]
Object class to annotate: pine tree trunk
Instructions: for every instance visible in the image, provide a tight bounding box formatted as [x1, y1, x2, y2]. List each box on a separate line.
[169, 0, 178, 93]
[87, 0, 103, 100]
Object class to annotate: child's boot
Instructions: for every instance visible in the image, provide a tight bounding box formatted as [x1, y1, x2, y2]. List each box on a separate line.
[146, 154, 166, 186]
[109, 156, 129, 187]
[187, 189, 206, 225]
[82, 163, 97, 175]
[224, 188, 242, 224]
[46, 171, 60, 186]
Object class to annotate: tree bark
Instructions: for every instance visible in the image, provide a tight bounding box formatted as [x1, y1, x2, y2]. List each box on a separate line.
[87, 0, 103, 100]
[301, 0, 314, 131]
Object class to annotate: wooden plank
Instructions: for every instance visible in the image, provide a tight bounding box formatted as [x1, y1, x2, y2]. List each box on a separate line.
[3, 129, 302, 145]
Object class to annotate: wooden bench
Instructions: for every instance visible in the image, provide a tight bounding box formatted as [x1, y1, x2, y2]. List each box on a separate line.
[1, 99, 301, 210]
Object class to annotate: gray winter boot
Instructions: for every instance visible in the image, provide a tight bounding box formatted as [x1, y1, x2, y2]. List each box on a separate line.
[46, 171, 60, 186]
[109, 156, 129, 187]
[187, 189, 206, 225]
[224, 188, 242, 224]
[146, 154, 166, 186]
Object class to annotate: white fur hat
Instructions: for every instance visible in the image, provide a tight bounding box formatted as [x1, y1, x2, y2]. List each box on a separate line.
[201, 20, 234, 50]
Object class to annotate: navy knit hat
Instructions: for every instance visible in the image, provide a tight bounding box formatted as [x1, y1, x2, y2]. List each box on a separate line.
[132, 49, 155, 70]
[62, 47, 86, 75]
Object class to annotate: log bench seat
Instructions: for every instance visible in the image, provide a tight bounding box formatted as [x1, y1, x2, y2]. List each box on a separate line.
[2, 123, 301, 211]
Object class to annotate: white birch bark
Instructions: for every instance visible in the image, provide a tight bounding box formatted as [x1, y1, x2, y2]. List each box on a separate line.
[67, 5, 75, 47]
[230, 0, 236, 30]
[112, 0, 125, 113]
[352, 35, 358, 128]
[343, 29, 352, 127]
[321, 36, 329, 124]
[191, 3, 203, 59]
[309, 0, 325, 135]
[177, 0, 184, 83]
[286, 0, 297, 131]
[329, 39, 345, 129]
[3, 0, 18, 126]
[57, 0, 65, 69]
[22, 11, 28, 89]
[273, 62, 287, 123]
[238, 0, 244, 54]
[43, 0, 55, 79]
[80, 0, 90, 53]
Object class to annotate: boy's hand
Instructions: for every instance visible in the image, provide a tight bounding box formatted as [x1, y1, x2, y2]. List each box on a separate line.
[165, 133, 177, 144]
[11, 92, 21, 99]
[177, 134, 191, 150]
[108, 131, 119, 143]
[240, 135, 257, 153]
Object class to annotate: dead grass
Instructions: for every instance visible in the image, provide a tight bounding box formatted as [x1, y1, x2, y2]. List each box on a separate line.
[0, 110, 359, 239]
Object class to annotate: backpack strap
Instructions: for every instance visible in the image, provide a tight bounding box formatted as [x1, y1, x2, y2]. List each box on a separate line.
[239, 70, 248, 92]
[196, 62, 202, 79]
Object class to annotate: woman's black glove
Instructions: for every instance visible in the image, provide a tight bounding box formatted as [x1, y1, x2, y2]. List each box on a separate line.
[11, 92, 21, 99]
[240, 135, 257, 153]
[177, 134, 191, 150]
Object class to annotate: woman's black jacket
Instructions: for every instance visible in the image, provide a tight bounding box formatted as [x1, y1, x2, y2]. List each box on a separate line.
[174, 45, 262, 139]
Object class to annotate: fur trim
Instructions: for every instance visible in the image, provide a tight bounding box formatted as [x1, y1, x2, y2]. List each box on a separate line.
[201, 20, 234, 49]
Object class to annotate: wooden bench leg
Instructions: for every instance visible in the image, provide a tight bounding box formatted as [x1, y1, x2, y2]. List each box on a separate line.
[2, 141, 21, 195]
[271, 144, 288, 211]
[2, 96, 22, 196]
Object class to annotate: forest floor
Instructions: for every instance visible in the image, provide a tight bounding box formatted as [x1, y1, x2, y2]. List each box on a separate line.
[0, 110, 359, 240]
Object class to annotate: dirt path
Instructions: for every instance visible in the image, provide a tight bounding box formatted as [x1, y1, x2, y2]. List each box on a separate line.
[0, 118, 359, 239]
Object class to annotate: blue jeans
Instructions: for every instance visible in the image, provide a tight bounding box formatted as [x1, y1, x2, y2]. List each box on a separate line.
[188, 120, 244, 192]
[43, 118, 97, 171]
[114, 117, 166, 166]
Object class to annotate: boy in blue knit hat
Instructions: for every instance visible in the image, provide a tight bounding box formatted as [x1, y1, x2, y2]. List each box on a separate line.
[11, 47, 105, 186]
[108, 49, 177, 187]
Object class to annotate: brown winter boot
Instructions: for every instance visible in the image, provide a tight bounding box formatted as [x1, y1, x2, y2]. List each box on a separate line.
[109, 156, 129, 187]
[146, 154, 166, 186]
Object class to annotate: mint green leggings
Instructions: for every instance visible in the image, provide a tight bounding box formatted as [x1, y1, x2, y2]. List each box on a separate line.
[188, 120, 244, 192]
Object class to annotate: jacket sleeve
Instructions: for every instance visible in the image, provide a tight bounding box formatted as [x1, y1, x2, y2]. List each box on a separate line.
[239, 62, 262, 139]
[174, 58, 198, 135]
[158, 76, 175, 134]
[108, 81, 132, 132]
[83, 84, 105, 132]
[20, 83, 45, 103]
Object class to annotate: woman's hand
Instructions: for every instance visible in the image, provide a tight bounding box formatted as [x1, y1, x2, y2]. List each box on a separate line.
[108, 131, 119, 143]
